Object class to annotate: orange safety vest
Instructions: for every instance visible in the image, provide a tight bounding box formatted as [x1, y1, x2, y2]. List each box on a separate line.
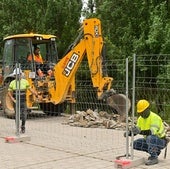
[27, 54, 43, 64]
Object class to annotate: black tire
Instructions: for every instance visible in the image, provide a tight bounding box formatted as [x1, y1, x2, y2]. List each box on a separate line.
[1, 84, 15, 118]
[39, 102, 67, 116]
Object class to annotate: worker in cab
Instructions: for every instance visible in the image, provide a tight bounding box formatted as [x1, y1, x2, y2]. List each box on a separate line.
[124, 99, 167, 165]
[27, 46, 44, 64]
[27, 46, 53, 77]
[8, 68, 38, 133]
[27, 46, 44, 77]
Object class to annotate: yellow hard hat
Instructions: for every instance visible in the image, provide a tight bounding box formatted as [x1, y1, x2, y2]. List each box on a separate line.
[137, 99, 150, 113]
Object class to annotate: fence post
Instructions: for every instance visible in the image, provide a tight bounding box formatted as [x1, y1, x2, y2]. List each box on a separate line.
[125, 58, 129, 158]
[15, 63, 21, 136]
[130, 54, 136, 159]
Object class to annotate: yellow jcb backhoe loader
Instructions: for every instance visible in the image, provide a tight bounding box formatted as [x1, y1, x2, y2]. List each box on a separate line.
[0, 18, 130, 121]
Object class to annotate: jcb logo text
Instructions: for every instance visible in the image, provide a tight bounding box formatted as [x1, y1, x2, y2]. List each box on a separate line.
[63, 53, 79, 77]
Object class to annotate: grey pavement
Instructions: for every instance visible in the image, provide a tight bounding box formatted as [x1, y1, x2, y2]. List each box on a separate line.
[0, 112, 170, 169]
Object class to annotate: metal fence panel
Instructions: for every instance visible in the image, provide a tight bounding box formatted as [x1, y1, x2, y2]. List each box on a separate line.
[0, 55, 169, 168]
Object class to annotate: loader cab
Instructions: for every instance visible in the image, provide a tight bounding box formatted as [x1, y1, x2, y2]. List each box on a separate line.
[2, 34, 58, 81]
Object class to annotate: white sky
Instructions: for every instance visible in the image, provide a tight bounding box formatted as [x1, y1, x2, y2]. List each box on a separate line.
[80, 0, 89, 22]
[82, 0, 88, 10]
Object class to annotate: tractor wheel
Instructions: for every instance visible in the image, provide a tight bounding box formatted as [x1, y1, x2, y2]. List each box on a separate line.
[39, 102, 67, 116]
[2, 84, 15, 118]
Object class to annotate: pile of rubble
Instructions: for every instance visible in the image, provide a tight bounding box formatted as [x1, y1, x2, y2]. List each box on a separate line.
[64, 109, 132, 130]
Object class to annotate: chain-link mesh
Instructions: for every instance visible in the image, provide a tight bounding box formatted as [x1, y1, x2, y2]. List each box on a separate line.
[135, 54, 170, 121]
[75, 59, 127, 113]
[0, 55, 169, 168]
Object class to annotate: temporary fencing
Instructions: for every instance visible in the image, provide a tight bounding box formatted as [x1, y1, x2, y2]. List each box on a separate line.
[135, 54, 170, 120]
[0, 54, 169, 169]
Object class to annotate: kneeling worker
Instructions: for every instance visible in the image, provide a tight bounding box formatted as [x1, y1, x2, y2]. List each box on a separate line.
[125, 99, 167, 165]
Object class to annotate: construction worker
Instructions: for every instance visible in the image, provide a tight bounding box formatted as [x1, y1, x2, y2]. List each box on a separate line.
[27, 46, 44, 64]
[8, 68, 38, 133]
[27, 46, 44, 76]
[27, 46, 52, 77]
[125, 99, 167, 165]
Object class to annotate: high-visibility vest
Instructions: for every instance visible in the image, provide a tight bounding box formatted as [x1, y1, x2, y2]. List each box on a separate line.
[27, 54, 43, 64]
[137, 111, 166, 138]
[8, 79, 30, 90]
[8, 79, 30, 101]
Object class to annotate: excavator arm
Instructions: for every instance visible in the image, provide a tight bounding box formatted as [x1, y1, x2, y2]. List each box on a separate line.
[84, 19, 113, 98]
[50, 18, 113, 104]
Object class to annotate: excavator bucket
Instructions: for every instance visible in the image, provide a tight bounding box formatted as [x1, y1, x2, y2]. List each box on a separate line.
[100, 89, 131, 122]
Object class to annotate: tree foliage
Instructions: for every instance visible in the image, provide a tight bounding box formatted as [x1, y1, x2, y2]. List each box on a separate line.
[1, 0, 170, 57]
[0, 0, 82, 57]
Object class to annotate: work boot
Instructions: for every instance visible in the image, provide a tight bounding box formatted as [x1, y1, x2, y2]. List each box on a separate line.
[145, 157, 158, 165]
[21, 126, 25, 134]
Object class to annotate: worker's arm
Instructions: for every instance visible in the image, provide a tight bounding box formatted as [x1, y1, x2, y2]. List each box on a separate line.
[24, 79, 38, 97]
[28, 87, 38, 97]
[27, 55, 31, 62]
[124, 126, 152, 137]
[8, 90, 16, 103]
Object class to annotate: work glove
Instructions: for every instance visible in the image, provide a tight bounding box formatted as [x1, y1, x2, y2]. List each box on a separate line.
[131, 126, 141, 135]
[123, 126, 140, 137]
